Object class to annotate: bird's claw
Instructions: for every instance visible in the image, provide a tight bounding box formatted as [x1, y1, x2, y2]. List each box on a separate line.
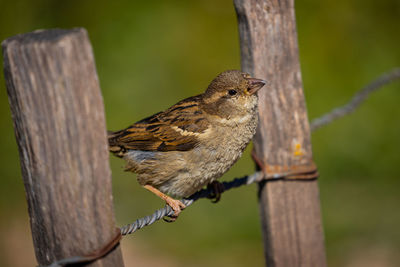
[163, 214, 178, 223]
[207, 181, 225, 203]
[163, 198, 186, 222]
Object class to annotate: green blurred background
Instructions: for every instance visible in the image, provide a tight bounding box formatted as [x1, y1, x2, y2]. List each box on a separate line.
[0, 0, 399, 266]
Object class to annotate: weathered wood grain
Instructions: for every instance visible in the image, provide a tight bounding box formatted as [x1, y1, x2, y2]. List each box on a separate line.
[234, 0, 327, 266]
[2, 28, 124, 266]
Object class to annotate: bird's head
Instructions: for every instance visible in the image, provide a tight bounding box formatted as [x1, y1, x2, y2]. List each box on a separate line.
[201, 70, 267, 119]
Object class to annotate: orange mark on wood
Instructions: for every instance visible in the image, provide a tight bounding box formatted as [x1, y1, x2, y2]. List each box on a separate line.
[294, 143, 303, 156]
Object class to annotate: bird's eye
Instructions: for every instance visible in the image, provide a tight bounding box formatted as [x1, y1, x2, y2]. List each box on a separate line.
[228, 89, 237, 96]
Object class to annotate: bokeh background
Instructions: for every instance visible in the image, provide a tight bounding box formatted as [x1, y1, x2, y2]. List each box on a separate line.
[0, 0, 399, 266]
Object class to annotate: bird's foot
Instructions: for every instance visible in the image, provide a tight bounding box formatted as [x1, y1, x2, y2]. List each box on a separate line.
[163, 197, 186, 223]
[207, 181, 225, 203]
[143, 184, 186, 222]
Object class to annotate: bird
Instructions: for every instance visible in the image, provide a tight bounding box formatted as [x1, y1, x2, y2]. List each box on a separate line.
[108, 70, 266, 220]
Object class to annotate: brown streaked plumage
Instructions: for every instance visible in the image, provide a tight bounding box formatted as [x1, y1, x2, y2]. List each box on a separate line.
[108, 70, 266, 220]
[109, 96, 208, 153]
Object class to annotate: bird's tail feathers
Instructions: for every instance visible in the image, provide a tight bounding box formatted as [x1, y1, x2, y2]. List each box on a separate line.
[107, 130, 126, 158]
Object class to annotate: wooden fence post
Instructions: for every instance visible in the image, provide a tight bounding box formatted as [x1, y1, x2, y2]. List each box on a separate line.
[2, 28, 124, 266]
[234, 0, 327, 266]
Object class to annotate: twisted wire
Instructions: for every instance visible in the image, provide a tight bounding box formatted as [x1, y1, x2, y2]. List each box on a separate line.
[310, 68, 400, 131]
[121, 67, 400, 236]
[41, 68, 399, 266]
[120, 172, 262, 235]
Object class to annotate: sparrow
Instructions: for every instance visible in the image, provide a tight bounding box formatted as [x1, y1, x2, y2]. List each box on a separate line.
[108, 70, 266, 220]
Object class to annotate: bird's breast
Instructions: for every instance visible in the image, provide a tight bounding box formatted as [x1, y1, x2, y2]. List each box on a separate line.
[130, 104, 259, 198]
[190, 109, 258, 178]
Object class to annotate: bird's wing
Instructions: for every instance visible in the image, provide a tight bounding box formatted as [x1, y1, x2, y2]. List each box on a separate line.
[108, 96, 210, 153]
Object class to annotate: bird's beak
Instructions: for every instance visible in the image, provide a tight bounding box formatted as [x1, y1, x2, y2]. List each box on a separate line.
[246, 78, 267, 95]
